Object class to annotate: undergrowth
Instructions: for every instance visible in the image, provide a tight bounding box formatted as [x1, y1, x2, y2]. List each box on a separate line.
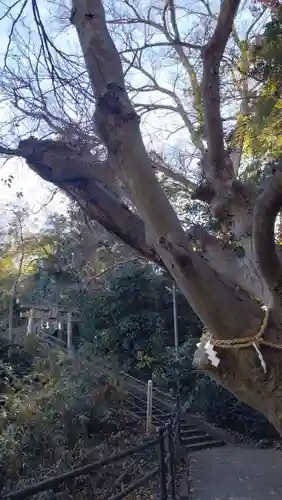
[0, 335, 127, 494]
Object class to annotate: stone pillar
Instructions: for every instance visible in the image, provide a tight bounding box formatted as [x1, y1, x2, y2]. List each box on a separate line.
[67, 311, 73, 354]
[27, 308, 35, 335]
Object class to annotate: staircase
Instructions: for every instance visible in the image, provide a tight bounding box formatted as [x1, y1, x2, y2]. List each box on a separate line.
[123, 378, 226, 453]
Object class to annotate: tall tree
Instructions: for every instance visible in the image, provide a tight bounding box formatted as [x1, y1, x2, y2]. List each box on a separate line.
[2, 1, 282, 433]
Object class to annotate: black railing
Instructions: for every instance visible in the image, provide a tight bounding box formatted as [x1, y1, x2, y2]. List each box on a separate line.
[175, 392, 182, 445]
[169, 393, 181, 447]
[1, 424, 180, 500]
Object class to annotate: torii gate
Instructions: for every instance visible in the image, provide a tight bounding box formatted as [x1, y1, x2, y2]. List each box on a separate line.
[19, 304, 83, 354]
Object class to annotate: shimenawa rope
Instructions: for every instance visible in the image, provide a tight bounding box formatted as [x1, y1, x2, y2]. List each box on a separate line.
[199, 305, 281, 372]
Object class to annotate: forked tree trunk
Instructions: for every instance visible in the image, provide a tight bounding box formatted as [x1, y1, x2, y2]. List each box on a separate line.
[67, 0, 282, 436]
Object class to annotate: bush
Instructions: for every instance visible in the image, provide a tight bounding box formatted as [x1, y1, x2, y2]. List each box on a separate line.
[81, 262, 201, 380]
[0, 337, 124, 491]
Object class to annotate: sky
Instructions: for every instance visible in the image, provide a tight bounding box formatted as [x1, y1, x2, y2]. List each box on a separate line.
[0, 154, 66, 227]
[0, 0, 64, 224]
[0, 1, 71, 230]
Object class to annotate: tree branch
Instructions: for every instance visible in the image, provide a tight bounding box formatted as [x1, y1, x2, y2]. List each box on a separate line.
[0, 145, 21, 156]
[115, 2, 205, 155]
[187, 224, 270, 304]
[123, 55, 205, 153]
[204, 0, 241, 64]
[151, 154, 197, 192]
[253, 168, 282, 307]
[17, 137, 117, 189]
[119, 41, 201, 53]
[202, 0, 241, 201]
[12, 137, 162, 266]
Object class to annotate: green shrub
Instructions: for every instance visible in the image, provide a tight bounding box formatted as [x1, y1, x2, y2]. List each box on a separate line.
[0, 338, 124, 490]
[81, 262, 201, 380]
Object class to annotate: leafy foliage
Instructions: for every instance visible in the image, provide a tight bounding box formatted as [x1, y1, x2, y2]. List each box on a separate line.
[243, 8, 282, 160]
[0, 335, 124, 491]
[84, 261, 201, 381]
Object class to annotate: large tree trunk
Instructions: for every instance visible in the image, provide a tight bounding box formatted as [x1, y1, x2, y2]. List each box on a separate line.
[3, 0, 282, 435]
[68, 0, 282, 435]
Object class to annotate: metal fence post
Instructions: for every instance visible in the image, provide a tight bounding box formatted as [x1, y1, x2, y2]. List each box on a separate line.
[146, 379, 153, 434]
[167, 421, 176, 500]
[67, 311, 73, 354]
[176, 393, 182, 446]
[158, 427, 168, 500]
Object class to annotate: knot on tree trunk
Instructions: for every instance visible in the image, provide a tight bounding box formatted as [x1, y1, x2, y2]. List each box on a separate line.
[159, 233, 194, 270]
[94, 82, 140, 152]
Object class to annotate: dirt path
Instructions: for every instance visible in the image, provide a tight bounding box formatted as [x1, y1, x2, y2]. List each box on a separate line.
[189, 446, 282, 500]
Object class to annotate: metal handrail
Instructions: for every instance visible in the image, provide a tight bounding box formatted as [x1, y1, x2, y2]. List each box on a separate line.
[121, 371, 175, 401]
[2, 424, 180, 500]
[126, 389, 168, 416]
[2, 438, 160, 500]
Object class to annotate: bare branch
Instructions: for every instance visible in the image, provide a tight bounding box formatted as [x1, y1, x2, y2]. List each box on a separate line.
[108, 0, 206, 154]
[120, 41, 201, 53]
[3, 0, 28, 67]
[123, 55, 205, 152]
[199, 0, 215, 18]
[151, 154, 197, 192]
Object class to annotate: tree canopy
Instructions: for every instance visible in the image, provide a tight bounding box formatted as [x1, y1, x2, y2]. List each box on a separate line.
[2, 0, 282, 434]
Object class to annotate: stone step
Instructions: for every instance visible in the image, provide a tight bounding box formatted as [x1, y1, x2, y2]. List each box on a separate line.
[181, 433, 215, 445]
[124, 393, 227, 452]
[152, 408, 168, 415]
[130, 411, 145, 418]
[183, 439, 226, 452]
[126, 403, 169, 417]
[123, 402, 145, 411]
[152, 413, 171, 420]
[125, 405, 166, 416]
[127, 395, 170, 411]
[181, 428, 207, 437]
[125, 399, 146, 411]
